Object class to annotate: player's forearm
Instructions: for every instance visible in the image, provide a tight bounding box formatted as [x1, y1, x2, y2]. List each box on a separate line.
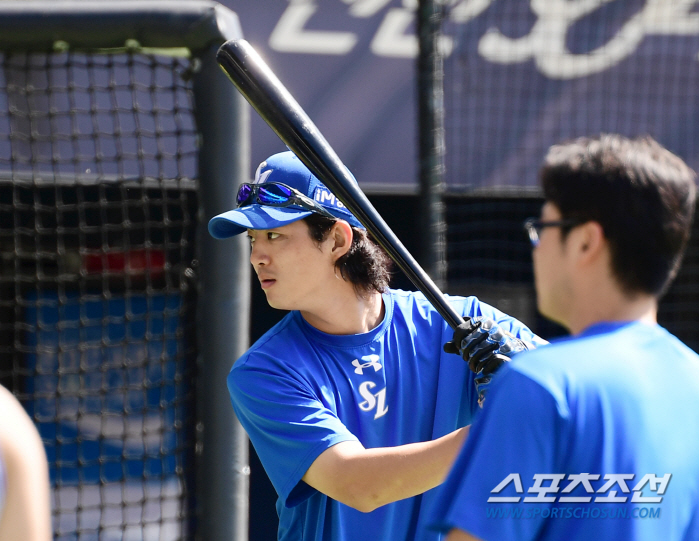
[303, 426, 470, 513]
[339, 426, 470, 511]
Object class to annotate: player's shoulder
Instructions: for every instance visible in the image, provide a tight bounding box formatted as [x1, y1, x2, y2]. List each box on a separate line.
[517, 320, 696, 364]
[388, 287, 481, 315]
[234, 312, 303, 368]
[387, 289, 539, 346]
[227, 313, 315, 398]
[387, 289, 484, 335]
[508, 324, 613, 377]
[497, 328, 603, 401]
[510, 321, 699, 391]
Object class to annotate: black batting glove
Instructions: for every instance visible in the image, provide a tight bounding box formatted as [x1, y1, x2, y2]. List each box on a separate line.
[444, 316, 530, 405]
[444, 316, 529, 374]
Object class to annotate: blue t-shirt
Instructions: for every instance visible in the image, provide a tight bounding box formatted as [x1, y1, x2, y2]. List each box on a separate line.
[228, 289, 544, 541]
[428, 321, 699, 541]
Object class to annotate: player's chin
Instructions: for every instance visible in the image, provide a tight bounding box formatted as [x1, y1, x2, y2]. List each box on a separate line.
[263, 292, 291, 311]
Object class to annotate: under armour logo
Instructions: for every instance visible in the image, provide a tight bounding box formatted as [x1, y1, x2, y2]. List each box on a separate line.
[352, 354, 382, 375]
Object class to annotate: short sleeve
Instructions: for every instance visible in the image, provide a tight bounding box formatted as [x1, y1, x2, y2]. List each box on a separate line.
[228, 360, 358, 507]
[428, 366, 568, 541]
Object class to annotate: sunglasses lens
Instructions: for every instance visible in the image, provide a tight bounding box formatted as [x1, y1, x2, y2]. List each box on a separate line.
[258, 183, 293, 205]
[529, 229, 539, 245]
[237, 184, 253, 205]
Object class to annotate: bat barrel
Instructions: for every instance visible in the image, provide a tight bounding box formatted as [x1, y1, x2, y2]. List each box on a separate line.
[216, 39, 465, 330]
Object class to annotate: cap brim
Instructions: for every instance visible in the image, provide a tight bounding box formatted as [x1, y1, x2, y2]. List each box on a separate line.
[208, 205, 313, 239]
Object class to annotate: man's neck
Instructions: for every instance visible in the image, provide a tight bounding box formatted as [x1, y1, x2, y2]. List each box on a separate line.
[300, 289, 386, 335]
[566, 289, 657, 335]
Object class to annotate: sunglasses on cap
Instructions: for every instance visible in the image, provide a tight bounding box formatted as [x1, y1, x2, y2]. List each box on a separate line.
[236, 181, 337, 220]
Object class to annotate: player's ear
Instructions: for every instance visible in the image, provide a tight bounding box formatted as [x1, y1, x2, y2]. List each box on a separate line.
[575, 221, 605, 263]
[329, 220, 353, 260]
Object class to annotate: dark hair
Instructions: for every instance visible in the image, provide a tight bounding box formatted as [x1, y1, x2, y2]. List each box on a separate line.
[541, 134, 696, 297]
[303, 214, 392, 296]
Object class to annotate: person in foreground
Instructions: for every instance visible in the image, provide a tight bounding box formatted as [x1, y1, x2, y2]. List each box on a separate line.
[208, 151, 546, 541]
[428, 134, 699, 541]
[0, 384, 51, 541]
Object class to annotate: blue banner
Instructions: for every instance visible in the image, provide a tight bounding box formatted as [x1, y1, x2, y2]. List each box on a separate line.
[222, 0, 699, 192]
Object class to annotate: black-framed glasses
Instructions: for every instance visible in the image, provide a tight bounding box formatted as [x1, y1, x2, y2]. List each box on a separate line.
[237, 182, 336, 220]
[523, 218, 582, 247]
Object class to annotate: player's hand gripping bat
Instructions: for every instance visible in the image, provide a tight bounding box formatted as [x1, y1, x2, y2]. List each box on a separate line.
[215, 39, 465, 330]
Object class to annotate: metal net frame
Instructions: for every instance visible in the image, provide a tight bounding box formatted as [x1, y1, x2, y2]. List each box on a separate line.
[0, 2, 251, 540]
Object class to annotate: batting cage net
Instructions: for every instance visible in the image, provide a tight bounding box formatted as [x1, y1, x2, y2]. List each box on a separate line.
[0, 47, 197, 541]
[444, 195, 699, 352]
[0, 2, 250, 540]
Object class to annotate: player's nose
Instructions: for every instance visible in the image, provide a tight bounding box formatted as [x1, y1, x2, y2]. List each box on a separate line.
[249, 241, 270, 267]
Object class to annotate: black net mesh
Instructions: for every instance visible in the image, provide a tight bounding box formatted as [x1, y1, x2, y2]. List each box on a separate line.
[440, 2, 699, 349]
[443, 1, 699, 191]
[0, 51, 199, 540]
[445, 195, 699, 351]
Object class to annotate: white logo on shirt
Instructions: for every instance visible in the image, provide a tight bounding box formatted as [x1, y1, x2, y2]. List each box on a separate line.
[351, 354, 382, 375]
[358, 381, 389, 420]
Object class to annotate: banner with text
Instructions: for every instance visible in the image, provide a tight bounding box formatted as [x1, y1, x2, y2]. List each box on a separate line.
[223, 0, 699, 192]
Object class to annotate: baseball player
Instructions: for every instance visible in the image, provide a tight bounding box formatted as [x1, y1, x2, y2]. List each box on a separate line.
[428, 134, 699, 541]
[208, 151, 546, 541]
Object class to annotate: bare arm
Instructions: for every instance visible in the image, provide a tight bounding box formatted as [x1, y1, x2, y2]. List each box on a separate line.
[302, 426, 469, 512]
[0, 386, 51, 541]
[446, 528, 484, 541]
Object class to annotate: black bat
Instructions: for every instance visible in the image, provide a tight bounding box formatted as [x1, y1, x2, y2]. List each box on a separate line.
[216, 39, 465, 330]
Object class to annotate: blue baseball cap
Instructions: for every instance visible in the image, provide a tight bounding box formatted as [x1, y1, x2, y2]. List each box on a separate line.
[208, 151, 364, 239]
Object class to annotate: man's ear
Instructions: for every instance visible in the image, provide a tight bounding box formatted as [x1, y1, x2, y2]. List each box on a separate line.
[330, 220, 353, 260]
[573, 221, 605, 263]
